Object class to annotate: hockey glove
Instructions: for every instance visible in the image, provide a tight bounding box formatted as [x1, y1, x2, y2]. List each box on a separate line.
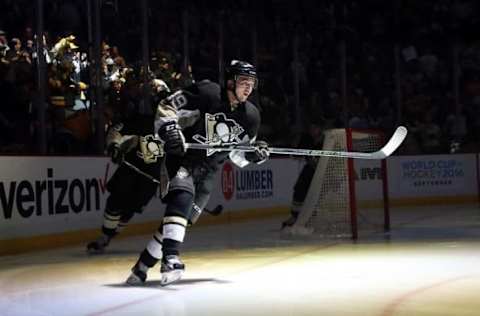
[245, 140, 270, 164]
[107, 143, 125, 164]
[158, 121, 186, 155]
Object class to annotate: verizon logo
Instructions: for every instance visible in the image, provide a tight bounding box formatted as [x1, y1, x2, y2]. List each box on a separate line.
[0, 168, 108, 219]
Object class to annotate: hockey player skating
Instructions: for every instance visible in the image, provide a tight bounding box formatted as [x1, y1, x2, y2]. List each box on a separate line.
[86, 77, 184, 253]
[126, 60, 270, 286]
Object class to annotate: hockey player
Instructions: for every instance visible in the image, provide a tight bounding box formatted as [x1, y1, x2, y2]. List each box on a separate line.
[281, 119, 325, 229]
[86, 76, 184, 253]
[126, 60, 269, 285]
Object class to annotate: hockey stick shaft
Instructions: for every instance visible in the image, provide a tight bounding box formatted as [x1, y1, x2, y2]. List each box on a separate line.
[123, 160, 162, 184]
[185, 126, 408, 160]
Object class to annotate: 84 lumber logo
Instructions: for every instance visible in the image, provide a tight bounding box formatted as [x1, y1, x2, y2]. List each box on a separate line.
[222, 162, 274, 201]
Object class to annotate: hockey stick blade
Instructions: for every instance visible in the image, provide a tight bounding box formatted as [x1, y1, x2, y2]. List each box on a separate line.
[185, 126, 408, 160]
[204, 205, 223, 216]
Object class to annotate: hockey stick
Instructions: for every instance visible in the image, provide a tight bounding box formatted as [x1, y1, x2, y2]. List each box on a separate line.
[204, 204, 223, 216]
[123, 160, 162, 184]
[185, 126, 408, 160]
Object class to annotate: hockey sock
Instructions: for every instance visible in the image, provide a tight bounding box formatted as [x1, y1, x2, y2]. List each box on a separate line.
[136, 261, 149, 273]
[139, 249, 160, 268]
[101, 210, 121, 237]
[116, 212, 135, 234]
[145, 228, 163, 260]
[291, 200, 303, 217]
[162, 216, 188, 256]
[162, 239, 181, 256]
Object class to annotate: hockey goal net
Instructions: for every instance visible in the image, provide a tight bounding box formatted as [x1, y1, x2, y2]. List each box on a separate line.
[291, 128, 389, 239]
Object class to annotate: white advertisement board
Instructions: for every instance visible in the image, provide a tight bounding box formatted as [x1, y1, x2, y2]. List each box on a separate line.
[1, 154, 478, 242]
[354, 159, 384, 202]
[207, 158, 304, 211]
[0, 157, 113, 239]
[387, 154, 478, 199]
[0, 157, 302, 240]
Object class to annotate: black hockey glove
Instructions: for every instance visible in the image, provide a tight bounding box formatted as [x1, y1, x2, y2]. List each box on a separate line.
[245, 140, 270, 164]
[158, 121, 186, 155]
[107, 143, 125, 165]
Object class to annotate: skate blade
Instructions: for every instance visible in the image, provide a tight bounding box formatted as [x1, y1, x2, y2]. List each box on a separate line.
[160, 270, 184, 286]
[126, 273, 145, 286]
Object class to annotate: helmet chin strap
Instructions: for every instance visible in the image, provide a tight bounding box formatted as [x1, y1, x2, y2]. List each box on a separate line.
[228, 79, 242, 110]
[233, 89, 242, 104]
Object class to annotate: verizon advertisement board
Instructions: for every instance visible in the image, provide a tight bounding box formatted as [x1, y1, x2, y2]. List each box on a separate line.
[0, 157, 302, 240]
[0, 157, 112, 239]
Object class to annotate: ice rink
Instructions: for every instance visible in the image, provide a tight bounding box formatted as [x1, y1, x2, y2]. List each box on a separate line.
[2, 205, 480, 316]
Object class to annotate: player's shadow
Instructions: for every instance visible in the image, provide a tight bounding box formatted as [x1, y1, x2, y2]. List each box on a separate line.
[105, 278, 231, 289]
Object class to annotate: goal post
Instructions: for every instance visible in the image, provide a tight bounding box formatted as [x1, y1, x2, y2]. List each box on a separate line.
[291, 128, 390, 240]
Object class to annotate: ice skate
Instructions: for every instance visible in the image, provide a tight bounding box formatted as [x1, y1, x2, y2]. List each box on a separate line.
[160, 255, 185, 286]
[281, 222, 314, 237]
[126, 263, 148, 285]
[281, 213, 299, 229]
[86, 235, 111, 254]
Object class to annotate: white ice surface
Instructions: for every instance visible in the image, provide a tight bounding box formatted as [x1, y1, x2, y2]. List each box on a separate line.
[2, 205, 480, 316]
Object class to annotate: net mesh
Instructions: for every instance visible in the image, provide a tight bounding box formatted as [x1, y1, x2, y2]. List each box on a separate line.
[294, 129, 386, 238]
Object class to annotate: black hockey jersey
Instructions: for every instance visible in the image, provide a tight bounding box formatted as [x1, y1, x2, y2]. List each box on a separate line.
[165, 79, 261, 171]
[107, 100, 164, 175]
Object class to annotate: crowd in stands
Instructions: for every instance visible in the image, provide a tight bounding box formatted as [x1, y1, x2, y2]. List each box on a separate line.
[1, 0, 480, 155]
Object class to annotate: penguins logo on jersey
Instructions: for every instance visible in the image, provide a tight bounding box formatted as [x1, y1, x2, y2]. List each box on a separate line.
[193, 113, 244, 156]
[137, 134, 165, 163]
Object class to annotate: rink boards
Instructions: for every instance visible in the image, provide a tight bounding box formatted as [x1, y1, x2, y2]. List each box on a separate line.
[0, 154, 478, 254]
